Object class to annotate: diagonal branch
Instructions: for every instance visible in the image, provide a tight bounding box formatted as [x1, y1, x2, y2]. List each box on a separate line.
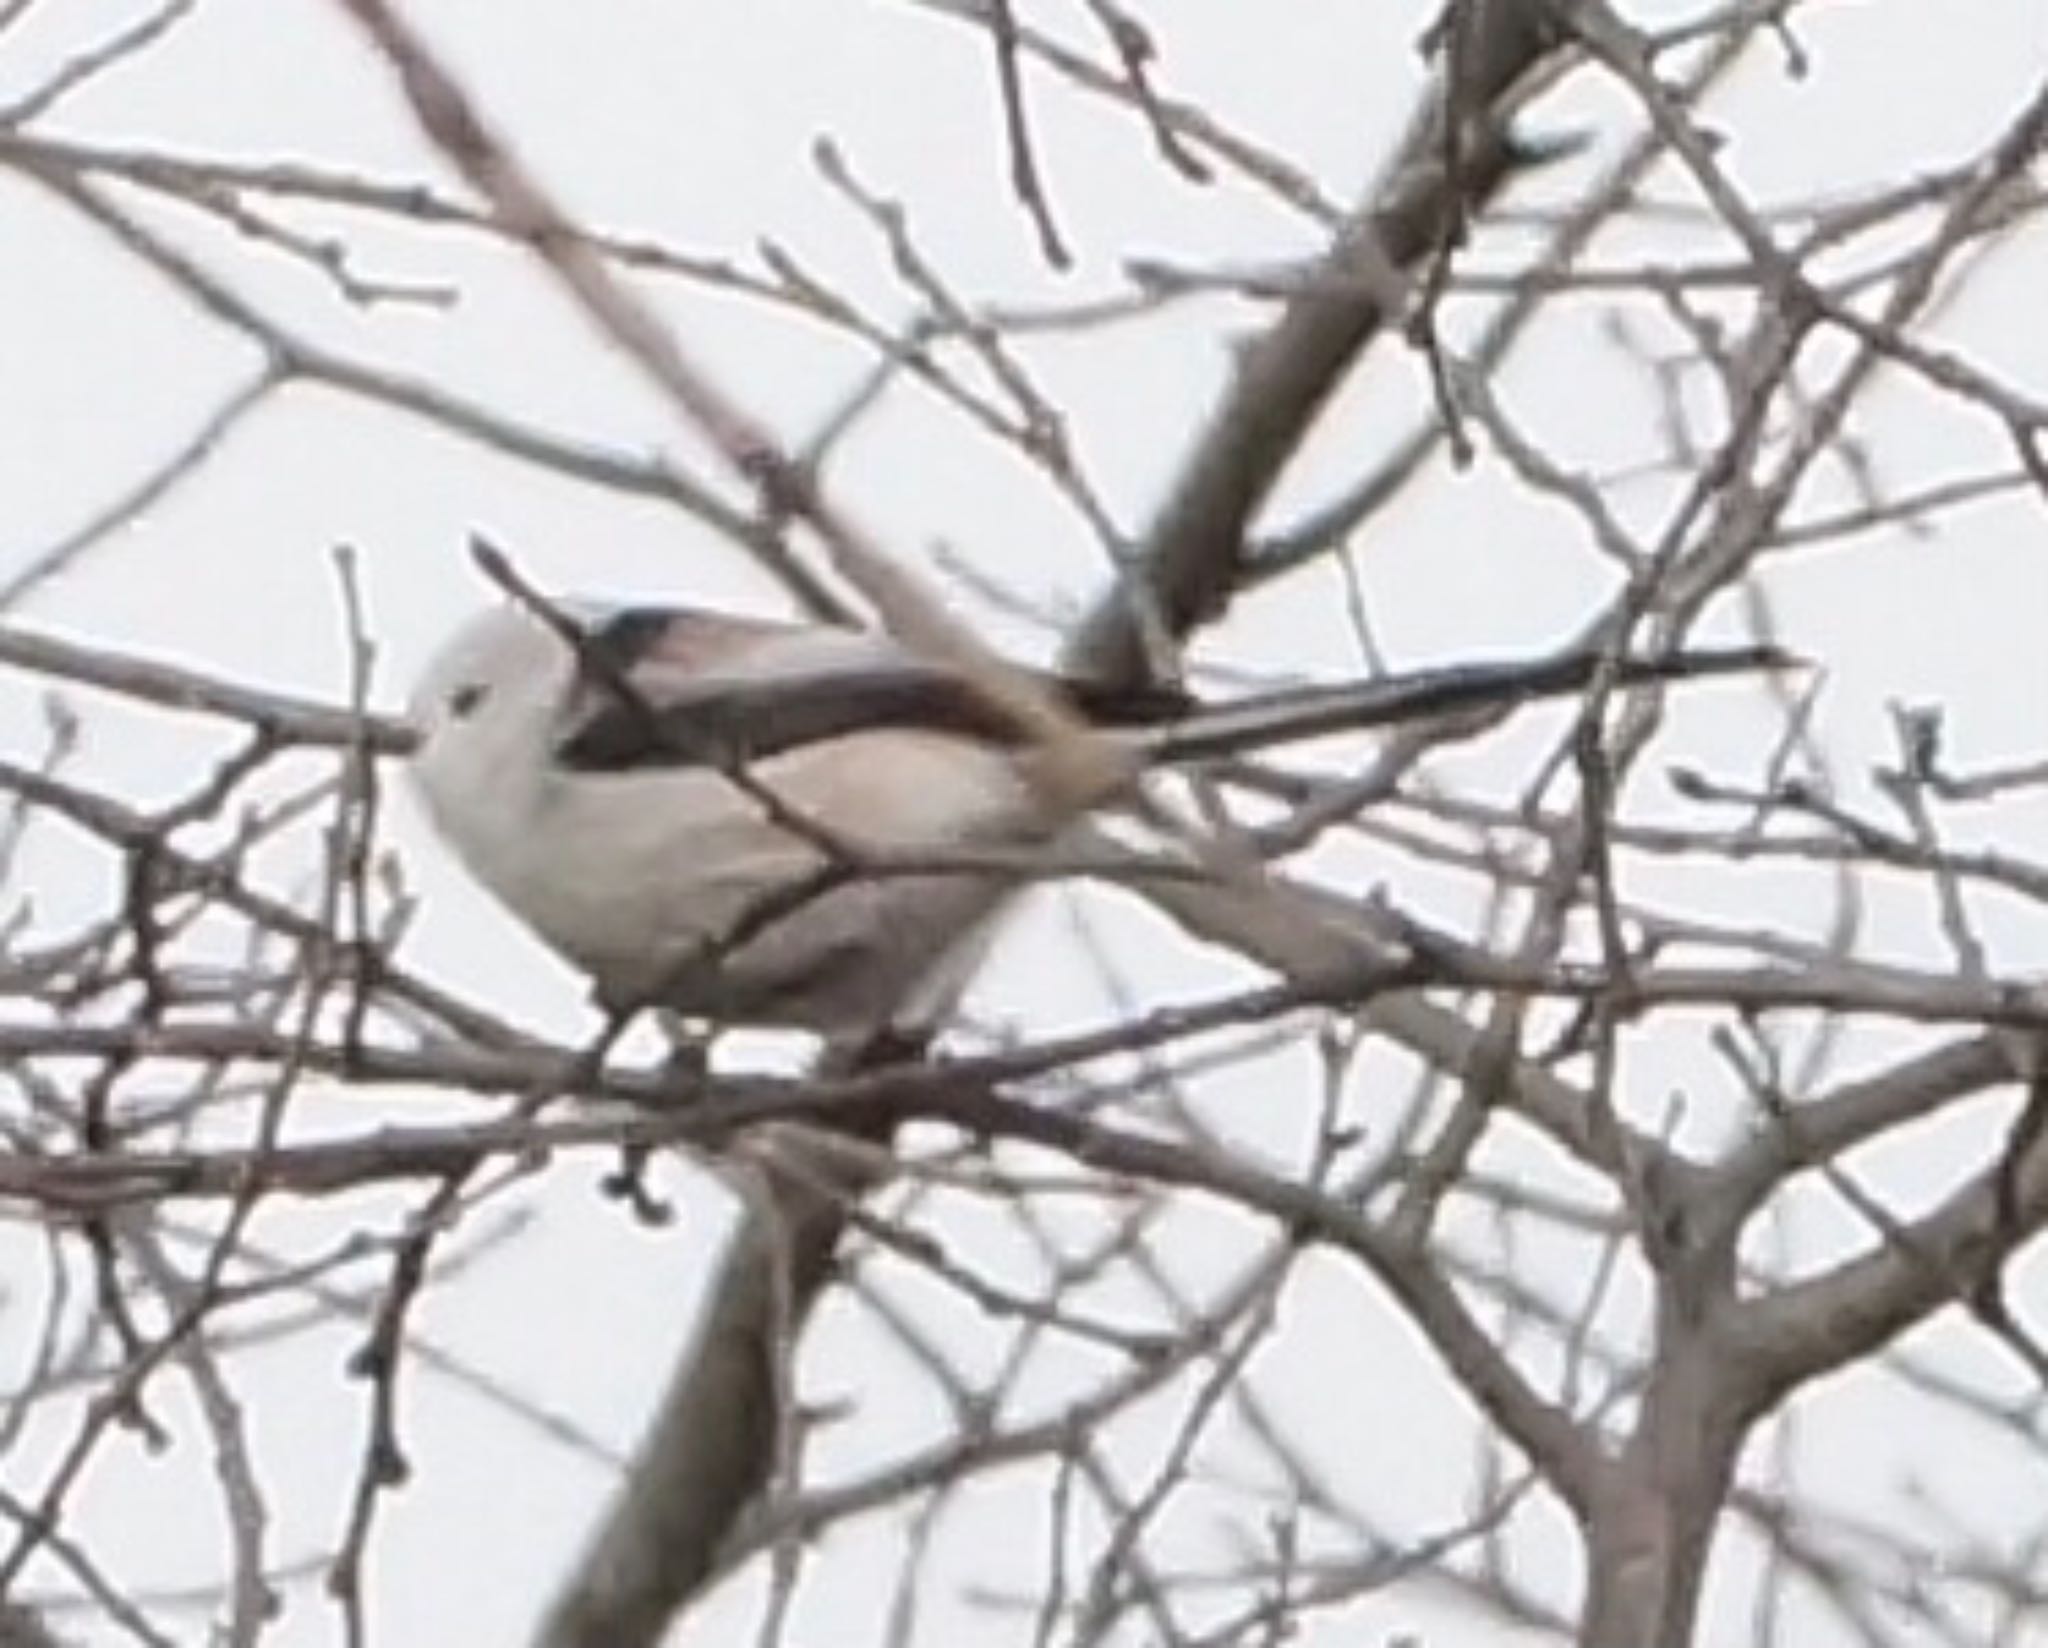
[533, 1130, 885, 1648]
[1728, 1069, 2048, 1411]
[1065, 0, 1567, 686]
[1705, 1034, 2018, 1236]
[0, 623, 413, 755]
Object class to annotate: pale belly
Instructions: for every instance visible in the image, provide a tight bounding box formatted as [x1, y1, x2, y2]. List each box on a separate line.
[471, 731, 1045, 1034]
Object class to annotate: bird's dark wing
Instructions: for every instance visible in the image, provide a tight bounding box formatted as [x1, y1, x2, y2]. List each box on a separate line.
[557, 662, 1015, 770]
[551, 605, 1191, 773]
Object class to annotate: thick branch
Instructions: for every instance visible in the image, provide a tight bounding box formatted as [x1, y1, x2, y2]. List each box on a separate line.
[534, 1132, 882, 1648]
[1706, 1034, 2018, 1235]
[1729, 1090, 2048, 1408]
[1066, 0, 1564, 684]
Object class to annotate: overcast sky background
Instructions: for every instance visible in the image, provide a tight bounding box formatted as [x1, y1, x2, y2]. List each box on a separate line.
[3, 2, 2047, 1644]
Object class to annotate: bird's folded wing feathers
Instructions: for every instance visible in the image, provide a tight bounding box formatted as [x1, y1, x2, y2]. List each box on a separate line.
[552, 605, 1188, 772]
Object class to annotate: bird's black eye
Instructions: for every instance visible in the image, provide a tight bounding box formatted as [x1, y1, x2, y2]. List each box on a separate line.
[447, 682, 488, 720]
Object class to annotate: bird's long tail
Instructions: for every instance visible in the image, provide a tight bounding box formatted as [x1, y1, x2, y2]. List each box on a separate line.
[1126, 643, 1793, 767]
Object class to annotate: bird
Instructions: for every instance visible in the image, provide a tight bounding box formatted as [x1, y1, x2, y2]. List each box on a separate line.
[407, 593, 1780, 1047]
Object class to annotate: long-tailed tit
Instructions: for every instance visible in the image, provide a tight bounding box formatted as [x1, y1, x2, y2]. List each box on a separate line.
[409, 598, 1777, 1042]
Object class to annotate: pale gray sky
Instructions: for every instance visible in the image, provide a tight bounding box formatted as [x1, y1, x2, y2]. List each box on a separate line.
[3, 2, 2047, 1644]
